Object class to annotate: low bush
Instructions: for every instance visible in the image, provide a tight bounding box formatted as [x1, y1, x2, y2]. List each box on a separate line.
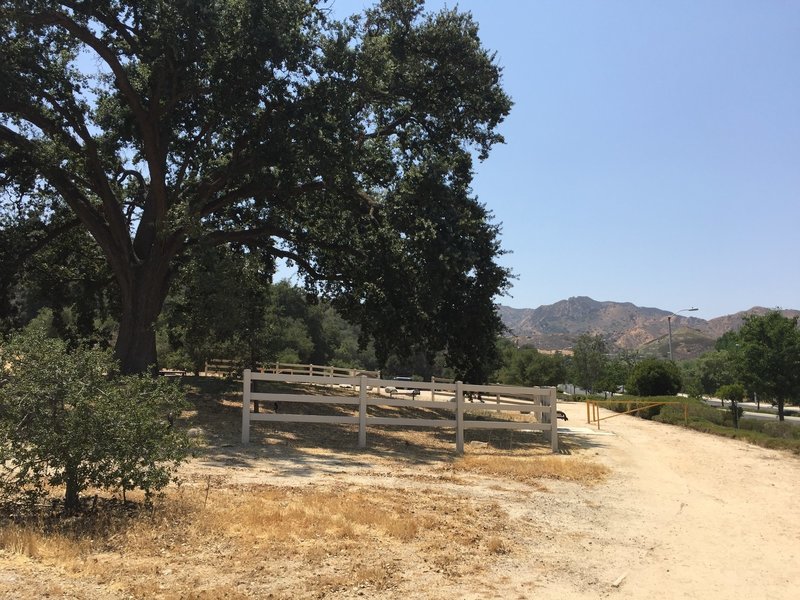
[657, 400, 724, 426]
[653, 398, 800, 454]
[0, 325, 190, 511]
[601, 396, 678, 420]
[738, 419, 800, 440]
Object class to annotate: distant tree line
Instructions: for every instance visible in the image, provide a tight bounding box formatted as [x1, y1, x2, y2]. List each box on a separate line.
[680, 312, 800, 420]
[498, 313, 800, 420]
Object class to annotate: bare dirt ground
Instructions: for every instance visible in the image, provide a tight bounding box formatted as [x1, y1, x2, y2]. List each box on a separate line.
[1, 395, 799, 599]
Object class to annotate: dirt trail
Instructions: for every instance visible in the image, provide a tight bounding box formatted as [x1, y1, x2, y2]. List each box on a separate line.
[552, 401, 800, 599]
[179, 400, 799, 598]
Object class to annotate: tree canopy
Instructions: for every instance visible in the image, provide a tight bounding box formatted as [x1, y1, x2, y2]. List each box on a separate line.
[626, 358, 682, 397]
[0, 0, 511, 377]
[733, 311, 800, 421]
[494, 339, 567, 387]
[570, 333, 607, 393]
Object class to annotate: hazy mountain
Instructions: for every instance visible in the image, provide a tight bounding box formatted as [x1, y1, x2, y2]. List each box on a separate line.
[703, 307, 800, 338]
[498, 297, 800, 359]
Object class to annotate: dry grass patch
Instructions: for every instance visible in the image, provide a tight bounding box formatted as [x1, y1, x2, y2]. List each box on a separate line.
[452, 454, 609, 484]
[0, 524, 41, 557]
[207, 485, 420, 544]
[486, 536, 509, 554]
[0, 481, 519, 598]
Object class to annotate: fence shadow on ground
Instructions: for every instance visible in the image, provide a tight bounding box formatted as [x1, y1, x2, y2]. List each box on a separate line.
[178, 376, 571, 473]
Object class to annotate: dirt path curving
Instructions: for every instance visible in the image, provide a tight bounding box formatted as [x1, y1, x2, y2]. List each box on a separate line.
[550, 401, 800, 599]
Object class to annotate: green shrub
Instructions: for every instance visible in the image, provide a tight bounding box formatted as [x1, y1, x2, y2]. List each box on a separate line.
[656, 399, 723, 426]
[738, 419, 800, 440]
[603, 397, 672, 420]
[715, 383, 745, 403]
[0, 325, 189, 511]
[605, 401, 628, 413]
[627, 359, 682, 396]
[654, 398, 800, 453]
[638, 403, 663, 420]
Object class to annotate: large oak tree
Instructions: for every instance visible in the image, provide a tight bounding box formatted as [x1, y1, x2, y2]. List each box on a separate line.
[0, 0, 511, 375]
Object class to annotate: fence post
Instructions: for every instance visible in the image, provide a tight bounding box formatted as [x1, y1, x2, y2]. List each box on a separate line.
[242, 369, 252, 445]
[358, 375, 367, 448]
[430, 376, 435, 401]
[456, 381, 464, 454]
[549, 388, 558, 452]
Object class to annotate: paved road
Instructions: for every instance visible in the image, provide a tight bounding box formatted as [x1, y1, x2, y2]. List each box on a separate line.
[702, 397, 800, 423]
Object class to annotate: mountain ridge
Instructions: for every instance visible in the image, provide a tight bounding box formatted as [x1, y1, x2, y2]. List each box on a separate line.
[498, 297, 800, 359]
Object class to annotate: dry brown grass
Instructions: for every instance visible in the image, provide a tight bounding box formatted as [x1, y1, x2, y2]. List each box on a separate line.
[201, 485, 421, 543]
[0, 481, 521, 598]
[0, 524, 41, 557]
[451, 454, 609, 484]
[0, 377, 611, 598]
[486, 536, 509, 554]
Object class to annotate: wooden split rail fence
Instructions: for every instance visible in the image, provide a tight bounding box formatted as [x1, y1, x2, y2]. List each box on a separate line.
[204, 359, 380, 379]
[241, 370, 559, 453]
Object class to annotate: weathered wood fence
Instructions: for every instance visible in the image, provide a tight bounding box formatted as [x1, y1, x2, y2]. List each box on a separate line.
[204, 359, 380, 379]
[241, 371, 559, 453]
[262, 362, 381, 378]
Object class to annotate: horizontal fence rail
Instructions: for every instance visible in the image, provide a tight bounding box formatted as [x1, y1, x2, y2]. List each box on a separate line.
[203, 358, 240, 377]
[204, 359, 380, 379]
[261, 362, 381, 379]
[586, 399, 689, 429]
[241, 371, 558, 453]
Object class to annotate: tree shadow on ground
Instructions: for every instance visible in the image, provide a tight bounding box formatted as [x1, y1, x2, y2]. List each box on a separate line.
[178, 376, 604, 475]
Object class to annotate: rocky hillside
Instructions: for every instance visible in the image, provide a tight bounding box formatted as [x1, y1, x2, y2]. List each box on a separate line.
[498, 297, 799, 359]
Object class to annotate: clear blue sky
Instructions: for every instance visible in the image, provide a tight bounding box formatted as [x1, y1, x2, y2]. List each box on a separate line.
[317, 0, 800, 320]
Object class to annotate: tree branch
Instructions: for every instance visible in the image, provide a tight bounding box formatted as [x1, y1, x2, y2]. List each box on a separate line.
[61, 1, 139, 51]
[0, 123, 132, 286]
[25, 9, 169, 229]
[266, 247, 344, 282]
[203, 225, 286, 246]
[173, 122, 216, 191]
[24, 11, 148, 127]
[196, 180, 326, 218]
[1, 95, 128, 245]
[116, 169, 147, 189]
[34, 91, 131, 247]
[3, 218, 81, 265]
[363, 112, 413, 140]
[0, 100, 84, 155]
[193, 215, 353, 256]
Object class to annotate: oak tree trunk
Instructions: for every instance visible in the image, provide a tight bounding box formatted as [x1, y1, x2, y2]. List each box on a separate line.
[114, 263, 172, 375]
[64, 465, 80, 512]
